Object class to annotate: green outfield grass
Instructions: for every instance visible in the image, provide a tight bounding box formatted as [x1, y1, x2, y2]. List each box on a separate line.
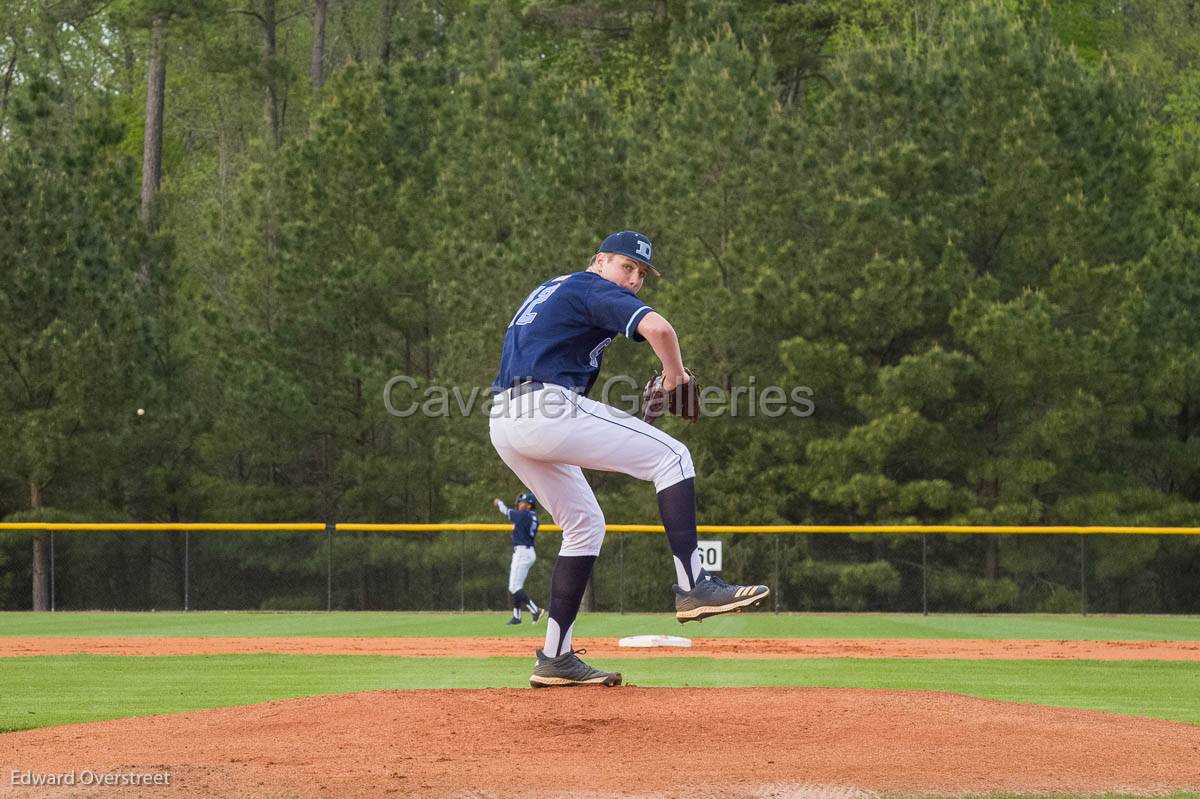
[931, 791, 1200, 796]
[3, 612, 1196, 740]
[1, 654, 1198, 732]
[2, 611, 1198, 639]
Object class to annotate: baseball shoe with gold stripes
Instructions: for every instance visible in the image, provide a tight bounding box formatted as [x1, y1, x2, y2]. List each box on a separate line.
[530, 648, 622, 688]
[673, 572, 770, 623]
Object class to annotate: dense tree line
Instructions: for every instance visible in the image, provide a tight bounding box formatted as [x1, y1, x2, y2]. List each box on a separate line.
[1, 0, 1199, 612]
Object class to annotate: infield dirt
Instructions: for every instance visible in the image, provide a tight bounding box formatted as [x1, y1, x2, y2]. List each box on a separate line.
[4, 686, 1200, 798]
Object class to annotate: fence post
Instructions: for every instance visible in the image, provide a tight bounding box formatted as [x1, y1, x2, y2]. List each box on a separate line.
[459, 531, 465, 613]
[921, 534, 928, 616]
[618, 532, 624, 615]
[183, 530, 190, 611]
[325, 523, 334, 612]
[773, 534, 780, 613]
[1079, 534, 1087, 616]
[50, 531, 55, 612]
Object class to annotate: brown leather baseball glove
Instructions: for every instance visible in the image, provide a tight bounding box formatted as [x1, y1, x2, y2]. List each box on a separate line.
[641, 368, 701, 426]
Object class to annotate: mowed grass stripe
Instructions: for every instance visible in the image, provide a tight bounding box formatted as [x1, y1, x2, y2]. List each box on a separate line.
[936, 791, 1200, 796]
[0, 655, 1197, 732]
[2, 611, 1199, 640]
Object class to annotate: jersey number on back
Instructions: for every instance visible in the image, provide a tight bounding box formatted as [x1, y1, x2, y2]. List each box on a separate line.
[510, 284, 561, 328]
[589, 337, 613, 367]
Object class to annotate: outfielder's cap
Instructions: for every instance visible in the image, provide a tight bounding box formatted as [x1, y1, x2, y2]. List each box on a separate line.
[598, 230, 660, 276]
[516, 491, 537, 508]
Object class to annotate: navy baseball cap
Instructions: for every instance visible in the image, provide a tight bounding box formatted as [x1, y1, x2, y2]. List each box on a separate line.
[597, 230, 660, 276]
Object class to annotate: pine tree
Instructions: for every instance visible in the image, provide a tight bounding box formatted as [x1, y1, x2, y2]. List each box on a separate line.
[0, 78, 148, 608]
[783, 3, 1156, 609]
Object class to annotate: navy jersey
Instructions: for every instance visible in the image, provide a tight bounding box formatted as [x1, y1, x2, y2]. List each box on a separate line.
[491, 272, 654, 396]
[507, 509, 539, 547]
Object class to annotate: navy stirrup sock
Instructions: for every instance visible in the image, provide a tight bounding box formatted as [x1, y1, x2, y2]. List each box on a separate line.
[543, 555, 596, 656]
[514, 588, 538, 613]
[657, 477, 702, 590]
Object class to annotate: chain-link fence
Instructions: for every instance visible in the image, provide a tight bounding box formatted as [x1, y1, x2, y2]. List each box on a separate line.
[3, 524, 1199, 613]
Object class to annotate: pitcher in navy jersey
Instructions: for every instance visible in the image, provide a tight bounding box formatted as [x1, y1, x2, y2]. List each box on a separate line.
[488, 230, 769, 688]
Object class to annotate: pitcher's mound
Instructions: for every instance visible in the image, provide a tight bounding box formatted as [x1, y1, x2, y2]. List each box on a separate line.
[5, 688, 1199, 798]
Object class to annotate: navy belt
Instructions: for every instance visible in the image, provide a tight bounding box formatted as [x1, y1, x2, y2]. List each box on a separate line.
[510, 381, 544, 398]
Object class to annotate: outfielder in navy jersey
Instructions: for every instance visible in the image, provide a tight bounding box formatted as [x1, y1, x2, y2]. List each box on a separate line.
[488, 230, 769, 688]
[493, 491, 543, 625]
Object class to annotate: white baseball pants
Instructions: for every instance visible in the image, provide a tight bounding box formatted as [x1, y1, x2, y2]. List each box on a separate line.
[508, 545, 536, 593]
[489, 384, 695, 557]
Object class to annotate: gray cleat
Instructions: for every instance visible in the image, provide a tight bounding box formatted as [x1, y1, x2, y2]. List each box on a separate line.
[530, 607, 544, 624]
[529, 648, 622, 688]
[673, 572, 770, 623]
